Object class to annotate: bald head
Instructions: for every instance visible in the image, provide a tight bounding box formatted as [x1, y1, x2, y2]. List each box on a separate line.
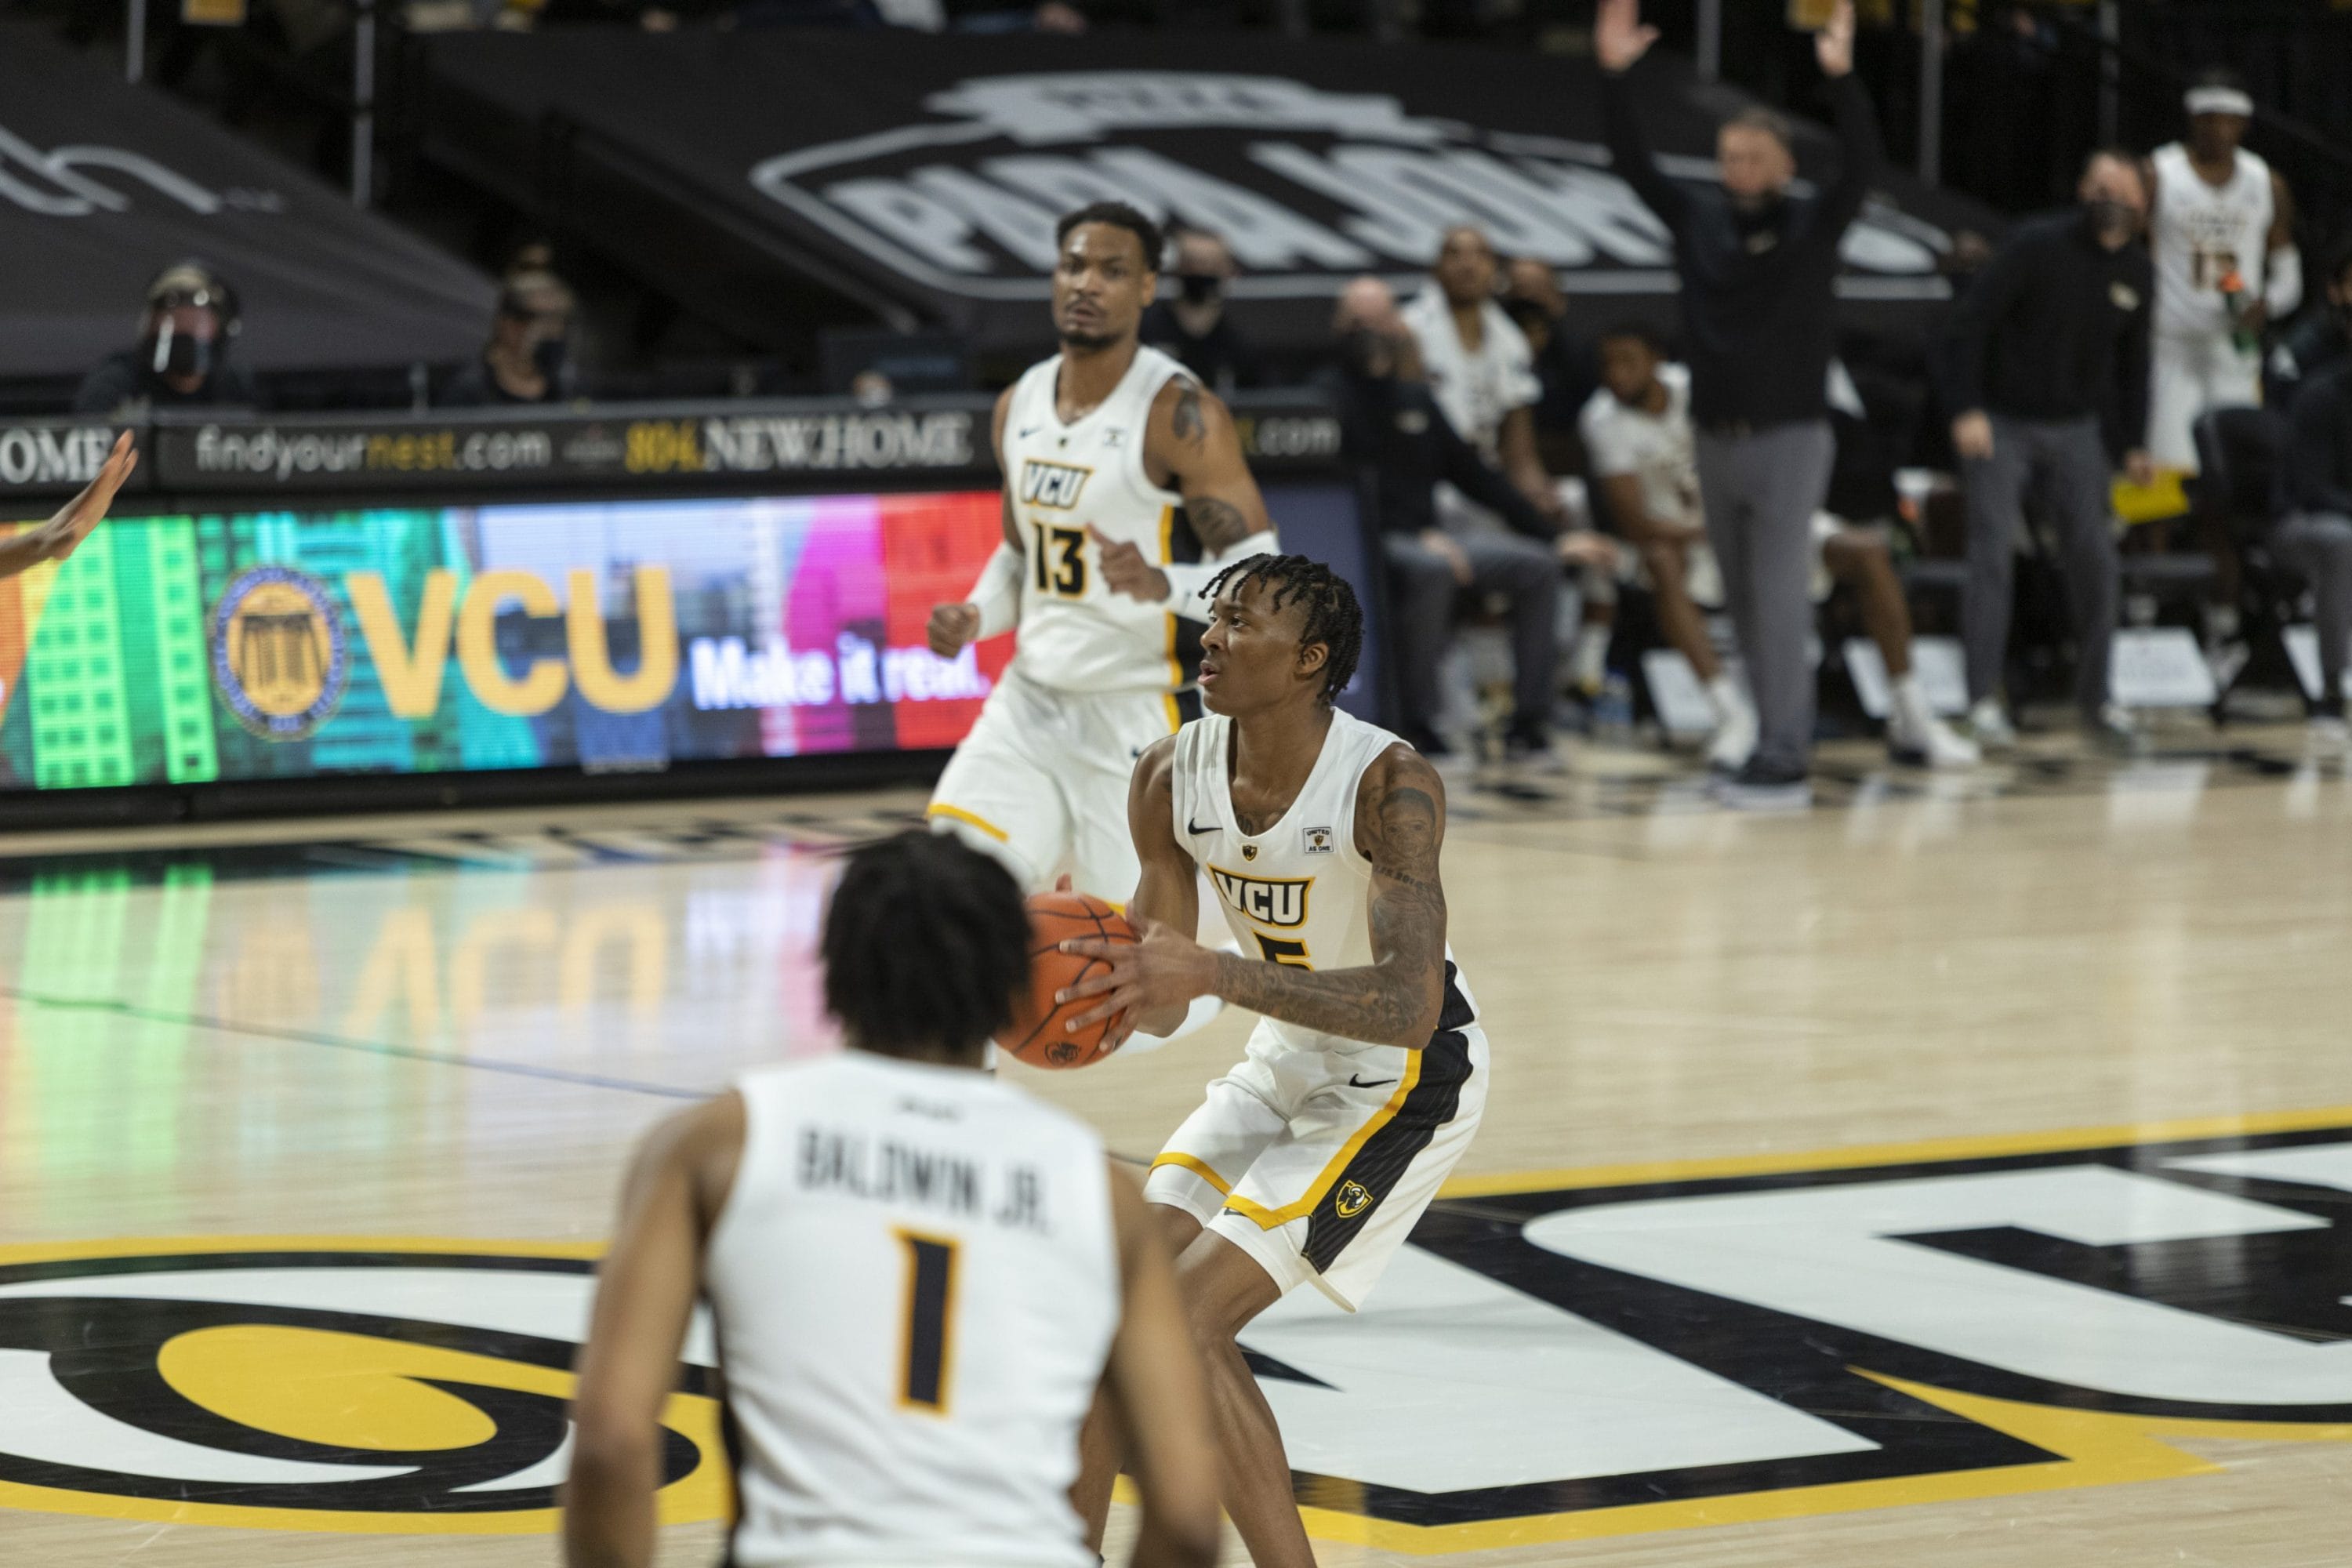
[1334, 276, 1401, 336]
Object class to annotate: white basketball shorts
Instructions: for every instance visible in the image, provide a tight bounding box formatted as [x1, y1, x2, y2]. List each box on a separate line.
[1145, 1013, 1489, 1312]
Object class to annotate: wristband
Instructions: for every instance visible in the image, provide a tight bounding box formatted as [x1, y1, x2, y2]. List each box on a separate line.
[963, 543, 1022, 641]
[1160, 531, 1280, 615]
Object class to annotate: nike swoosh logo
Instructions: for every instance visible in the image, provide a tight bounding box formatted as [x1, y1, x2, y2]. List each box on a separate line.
[1348, 1075, 1398, 1090]
[1185, 818, 1217, 834]
[1017, 425, 1042, 437]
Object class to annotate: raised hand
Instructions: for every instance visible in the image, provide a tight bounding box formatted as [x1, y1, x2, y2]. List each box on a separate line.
[1815, 0, 1856, 78]
[1595, 0, 1659, 74]
[1087, 524, 1171, 604]
[9, 431, 136, 579]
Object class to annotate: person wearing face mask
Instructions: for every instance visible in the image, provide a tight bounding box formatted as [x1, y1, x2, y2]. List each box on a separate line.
[73, 261, 260, 415]
[1139, 227, 1257, 396]
[1596, 0, 1877, 810]
[2267, 235, 2352, 407]
[438, 270, 583, 408]
[1942, 151, 2157, 754]
[1320, 277, 1614, 763]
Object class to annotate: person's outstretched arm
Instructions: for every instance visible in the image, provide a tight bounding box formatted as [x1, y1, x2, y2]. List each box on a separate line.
[1596, 0, 1686, 232]
[0, 432, 136, 580]
[1812, 2, 1883, 235]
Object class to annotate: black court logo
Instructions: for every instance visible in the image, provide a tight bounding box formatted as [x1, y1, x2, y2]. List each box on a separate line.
[0, 1240, 727, 1534]
[1240, 1115, 2352, 1555]
[209, 567, 348, 740]
[1209, 866, 1311, 928]
[1334, 1181, 1372, 1219]
[1017, 459, 1091, 510]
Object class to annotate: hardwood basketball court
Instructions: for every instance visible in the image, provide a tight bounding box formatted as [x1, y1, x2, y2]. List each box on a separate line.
[4, 723, 2350, 1566]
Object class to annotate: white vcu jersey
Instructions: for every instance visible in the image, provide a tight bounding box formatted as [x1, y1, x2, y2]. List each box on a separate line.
[2153, 143, 2277, 341]
[1169, 707, 1479, 1058]
[704, 1052, 1117, 1568]
[1003, 345, 1204, 695]
[1147, 708, 1488, 1312]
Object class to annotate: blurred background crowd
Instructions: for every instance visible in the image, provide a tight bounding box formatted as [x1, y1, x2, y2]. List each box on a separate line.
[8, 0, 2352, 796]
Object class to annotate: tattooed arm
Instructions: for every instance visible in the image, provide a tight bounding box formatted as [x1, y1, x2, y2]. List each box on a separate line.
[1059, 743, 1450, 1050]
[1092, 378, 1279, 608]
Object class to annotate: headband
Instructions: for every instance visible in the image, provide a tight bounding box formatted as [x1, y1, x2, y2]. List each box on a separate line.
[2185, 86, 2254, 118]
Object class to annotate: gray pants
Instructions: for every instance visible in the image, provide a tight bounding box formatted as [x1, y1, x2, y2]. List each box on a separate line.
[1385, 530, 1559, 732]
[2276, 511, 2352, 710]
[1693, 420, 1836, 775]
[1961, 415, 2118, 717]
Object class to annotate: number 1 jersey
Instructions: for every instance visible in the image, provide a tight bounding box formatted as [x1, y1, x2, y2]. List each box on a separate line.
[705, 1052, 1119, 1568]
[1003, 345, 1203, 695]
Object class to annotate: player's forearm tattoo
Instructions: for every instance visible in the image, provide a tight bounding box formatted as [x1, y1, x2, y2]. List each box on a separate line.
[1186, 496, 1255, 553]
[1207, 768, 1447, 1047]
[1172, 383, 1205, 446]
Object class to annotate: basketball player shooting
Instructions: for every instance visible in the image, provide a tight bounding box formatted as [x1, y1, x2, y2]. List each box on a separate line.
[925, 202, 1279, 907]
[564, 833, 1219, 1568]
[0, 432, 136, 581]
[1057, 554, 1489, 1568]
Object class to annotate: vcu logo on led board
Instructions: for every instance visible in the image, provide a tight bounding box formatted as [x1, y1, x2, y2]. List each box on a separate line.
[1018, 460, 1090, 510]
[209, 566, 349, 740]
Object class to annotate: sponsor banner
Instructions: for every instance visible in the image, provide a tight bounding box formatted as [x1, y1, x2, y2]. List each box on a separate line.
[96, 396, 1336, 495]
[414, 31, 1999, 355]
[150, 408, 983, 493]
[0, 419, 146, 499]
[0, 476, 1375, 791]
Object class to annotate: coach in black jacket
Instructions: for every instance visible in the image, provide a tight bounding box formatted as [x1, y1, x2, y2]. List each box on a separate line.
[1943, 154, 2156, 750]
[1596, 0, 1875, 805]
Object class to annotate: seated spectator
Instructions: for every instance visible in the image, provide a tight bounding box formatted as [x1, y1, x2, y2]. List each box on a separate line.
[1324, 278, 1612, 769]
[1583, 324, 1976, 769]
[2267, 234, 2352, 407]
[1141, 227, 1256, 394]
[439, 270, 581, 407]
[1501, 256, 1599, 476]
[74, 260, 260, 415]
[2280, 361, 2352, 749]
[1400, 226, 1563, 524]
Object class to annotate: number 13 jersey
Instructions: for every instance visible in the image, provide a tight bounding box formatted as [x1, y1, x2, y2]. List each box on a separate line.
[1003, 345, 1202, 695]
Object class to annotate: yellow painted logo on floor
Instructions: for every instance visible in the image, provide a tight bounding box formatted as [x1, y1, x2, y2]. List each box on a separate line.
[9, 1112, 2352, 1544]
[0, 1236, 726, 1534]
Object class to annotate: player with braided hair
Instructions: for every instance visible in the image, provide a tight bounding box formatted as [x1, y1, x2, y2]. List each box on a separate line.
[1057, 552, 1488, 1568]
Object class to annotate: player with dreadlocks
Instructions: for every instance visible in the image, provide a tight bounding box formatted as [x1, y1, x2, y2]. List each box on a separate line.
[1057, 554, 1490, 1568]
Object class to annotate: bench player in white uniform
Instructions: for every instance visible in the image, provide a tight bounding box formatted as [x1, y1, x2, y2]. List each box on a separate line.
[564, 833, 1218, 1568]
[1055, 554, 1488, 1568]
[2147, 71, 2302, 474]
[927, 201, 1279, 902]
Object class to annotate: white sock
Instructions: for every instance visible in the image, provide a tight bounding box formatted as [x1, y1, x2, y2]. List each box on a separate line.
[1573, 625, 1610, 691]
[1705, 672, 1745, 722]
[1889, 670, 1932, 735]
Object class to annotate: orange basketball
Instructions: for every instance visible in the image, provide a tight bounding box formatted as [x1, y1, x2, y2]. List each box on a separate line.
[997, 891, 1138, 1069]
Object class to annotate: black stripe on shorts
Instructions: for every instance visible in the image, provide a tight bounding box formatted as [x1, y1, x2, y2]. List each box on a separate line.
[1300, 962, 1477, 1274]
